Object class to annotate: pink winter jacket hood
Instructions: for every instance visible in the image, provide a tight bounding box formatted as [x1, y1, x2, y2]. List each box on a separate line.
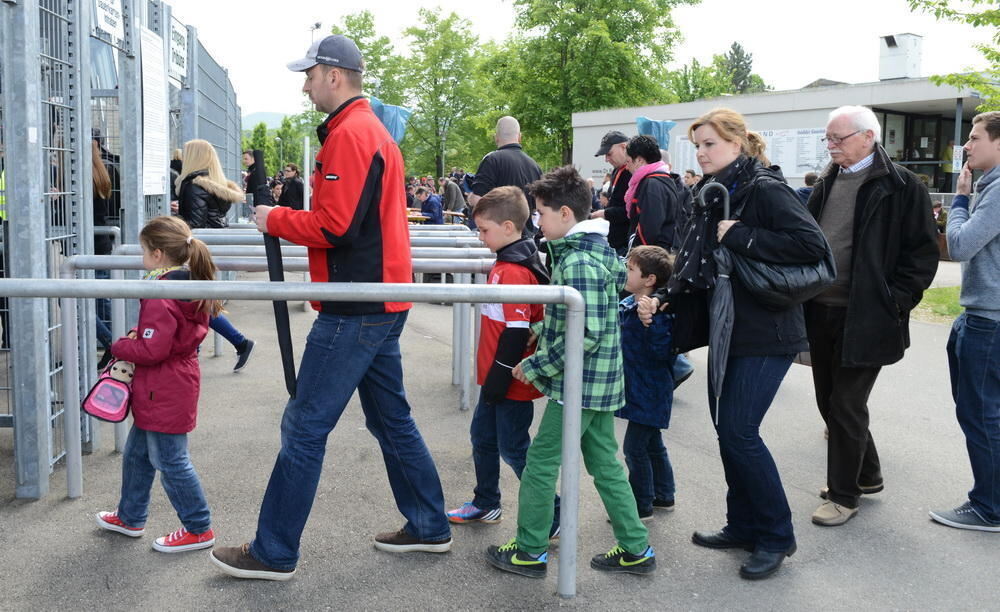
[111, 271, 209, 433]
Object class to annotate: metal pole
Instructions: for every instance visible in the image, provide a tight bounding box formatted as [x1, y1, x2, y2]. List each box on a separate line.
[111, 268, 128, 452]
[953, 97, 964, 193]
[557, 300, 586, 599]
[61, 295, 84, 498]
[451, 300, 461, 385]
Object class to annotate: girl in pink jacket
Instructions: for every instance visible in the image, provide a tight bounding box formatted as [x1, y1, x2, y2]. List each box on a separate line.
[95, 216, 222, 553]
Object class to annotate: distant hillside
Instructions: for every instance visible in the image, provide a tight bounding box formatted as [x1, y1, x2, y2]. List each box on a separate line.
[241, 112, 288, 131]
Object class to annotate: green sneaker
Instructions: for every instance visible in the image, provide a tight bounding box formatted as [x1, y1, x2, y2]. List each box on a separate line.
[485, 538, 547, 578]
[590, 545, 656, 575]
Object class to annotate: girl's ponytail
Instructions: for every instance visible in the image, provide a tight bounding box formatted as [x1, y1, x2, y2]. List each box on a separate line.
[186, 237, 223, 316]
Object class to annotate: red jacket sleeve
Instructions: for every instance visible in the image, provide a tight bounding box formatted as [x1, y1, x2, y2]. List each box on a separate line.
[111, 299, 179, 366]
[267, 130, 376, 249]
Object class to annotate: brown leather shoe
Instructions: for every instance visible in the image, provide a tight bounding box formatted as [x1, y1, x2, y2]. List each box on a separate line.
[210, 543, 296, 581]
[374, 528, 452, 553]
[812, 501, 858, 526]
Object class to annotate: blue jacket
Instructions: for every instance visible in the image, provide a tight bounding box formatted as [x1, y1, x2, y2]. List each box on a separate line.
[421, 194, 444, 224]
[615, 295, 676, 429]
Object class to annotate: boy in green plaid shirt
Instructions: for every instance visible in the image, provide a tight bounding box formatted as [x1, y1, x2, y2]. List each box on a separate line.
[485, 166, 655, 578]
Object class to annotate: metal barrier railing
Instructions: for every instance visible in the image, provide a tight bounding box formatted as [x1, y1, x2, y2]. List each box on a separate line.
[186, 233, 484, 248]
[0, 276, 586, 599]
[113, 244, 493, 259]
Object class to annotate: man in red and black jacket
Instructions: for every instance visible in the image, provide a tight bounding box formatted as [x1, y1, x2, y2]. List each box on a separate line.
[211, 34, 452, 583]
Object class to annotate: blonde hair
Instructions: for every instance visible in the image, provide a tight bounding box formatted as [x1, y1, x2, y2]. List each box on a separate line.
[171, 148, 183, 161]
[175, 139, 227, 194]
[92, 140, 112, 199]
[140, 215, 223, 316]
[688, 108, 770, 166]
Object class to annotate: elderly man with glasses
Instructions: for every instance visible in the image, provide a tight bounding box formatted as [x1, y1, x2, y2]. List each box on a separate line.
[804, 105, 938, 527]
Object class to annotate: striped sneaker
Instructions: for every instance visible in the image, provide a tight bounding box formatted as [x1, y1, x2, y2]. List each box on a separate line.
[153, 526, 215, 553]
[447, 502, 502, 524]
[95, 510, 144, 537]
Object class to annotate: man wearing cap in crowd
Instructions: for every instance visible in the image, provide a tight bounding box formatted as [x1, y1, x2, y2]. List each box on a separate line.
[211, 34, 452, 582]
[590, 130, 631, 255]
[469, 116, 542, 236]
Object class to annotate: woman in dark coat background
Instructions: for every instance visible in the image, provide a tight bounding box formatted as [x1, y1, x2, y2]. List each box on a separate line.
[641, 108, 828, 581]
[278, 163, 304, 210]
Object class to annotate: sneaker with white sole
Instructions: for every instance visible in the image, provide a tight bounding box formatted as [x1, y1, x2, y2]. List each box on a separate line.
[930, 501, 1000, 533]
[152, 526, 215, 553]
[96, 510, 144, 537]
[447, 502, 502, 524]
[233, 339, 255, 372]
[211, 543, 296, 581]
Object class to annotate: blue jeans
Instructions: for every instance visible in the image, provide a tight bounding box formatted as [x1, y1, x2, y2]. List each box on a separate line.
[95, 269, 112, 350]
[117, 425, 212, 533]
[673, 352, 693, 381]
[470, 396, 533, 509]
[250, 311, 449, 570]
[622, 421, 675, 513]
[947, 313, 1000, 524]
[708, 354, 795, 552]
[209, 313, 246, 348]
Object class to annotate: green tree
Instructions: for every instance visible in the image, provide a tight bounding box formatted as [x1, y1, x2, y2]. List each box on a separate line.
[244, 122, 277, 175]
[667, 57, 732, 103]
[908, 0, 1000, 110]
[721, 42, 769, 94]
[273, 116, 303, 172]
[331, 11, 407, 106]
[492, 0, 694, 167]
[400, 8, 485, 178]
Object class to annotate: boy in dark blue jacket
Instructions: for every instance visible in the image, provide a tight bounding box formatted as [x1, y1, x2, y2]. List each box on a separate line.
[617, 245, 677, 519]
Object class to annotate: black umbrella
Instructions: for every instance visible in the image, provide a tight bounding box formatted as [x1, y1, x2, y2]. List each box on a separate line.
[251, 149, 297, 399]
[701, 182, 734, 426]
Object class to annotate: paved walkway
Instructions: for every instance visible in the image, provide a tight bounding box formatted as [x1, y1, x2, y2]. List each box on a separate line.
[0, 270, 993, 610]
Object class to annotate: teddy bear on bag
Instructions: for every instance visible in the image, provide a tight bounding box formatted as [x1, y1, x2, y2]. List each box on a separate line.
[82, 359, 135, 423]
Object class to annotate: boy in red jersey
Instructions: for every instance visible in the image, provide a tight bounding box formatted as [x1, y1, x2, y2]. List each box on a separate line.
[446, 186, 558, 537]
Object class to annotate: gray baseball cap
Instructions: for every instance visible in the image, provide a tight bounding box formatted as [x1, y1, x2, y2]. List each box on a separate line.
[287, 35, 364, 73]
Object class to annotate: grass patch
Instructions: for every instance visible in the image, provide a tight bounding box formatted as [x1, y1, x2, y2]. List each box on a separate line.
[913, 286, 962, 324]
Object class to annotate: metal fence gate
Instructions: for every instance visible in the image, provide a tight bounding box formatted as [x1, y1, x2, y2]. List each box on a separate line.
[1, 0, 243, 498]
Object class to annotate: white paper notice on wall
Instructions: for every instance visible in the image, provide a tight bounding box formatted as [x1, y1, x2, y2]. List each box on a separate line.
[141, 27, 168, 196]
[920, 136, 929, 148]
[952, 146, 964, 173]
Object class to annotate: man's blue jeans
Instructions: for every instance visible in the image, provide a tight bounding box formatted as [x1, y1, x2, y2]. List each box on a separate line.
[708, 354, 795, 553]
[947, 312, 1000, 524]
[250, 311, 450, 570]
[622, 421, 675, 513]
[116, 425, 212, 533]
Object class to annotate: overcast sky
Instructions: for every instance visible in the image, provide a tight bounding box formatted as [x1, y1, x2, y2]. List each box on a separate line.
[161, 0, 993, 118]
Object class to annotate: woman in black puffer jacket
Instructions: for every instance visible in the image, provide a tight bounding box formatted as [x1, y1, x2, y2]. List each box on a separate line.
[173, 139, 256, 372]
[176, 139, 244, 229]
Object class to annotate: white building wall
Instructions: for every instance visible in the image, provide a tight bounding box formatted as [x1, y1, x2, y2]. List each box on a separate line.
[573, 78, 973, 188]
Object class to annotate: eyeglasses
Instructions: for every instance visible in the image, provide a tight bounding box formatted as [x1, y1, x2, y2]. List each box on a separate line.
[821, 130, 861, 145]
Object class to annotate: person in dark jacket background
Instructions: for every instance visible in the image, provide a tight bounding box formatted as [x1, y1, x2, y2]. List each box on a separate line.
[278, 163, 304, 210]
[796, 171, 818, 205]
[175, 139, 256, 372]
[469, 116, 542, 234]
[805, 106, 938, 527]
[415, 186, 445, 225]
[590, 130, 632, 255]
[641, 108, 829, 580]
[623, 135, 684, 251]
[617, 245, 678, 520]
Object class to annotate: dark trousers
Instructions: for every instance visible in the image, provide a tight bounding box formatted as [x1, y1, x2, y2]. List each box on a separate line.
[806, 303, 883, 508]
[708, 354, 796, 552]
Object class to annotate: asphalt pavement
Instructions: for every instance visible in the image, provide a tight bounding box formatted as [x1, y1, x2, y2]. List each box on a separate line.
[1, 264, 994, 611]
